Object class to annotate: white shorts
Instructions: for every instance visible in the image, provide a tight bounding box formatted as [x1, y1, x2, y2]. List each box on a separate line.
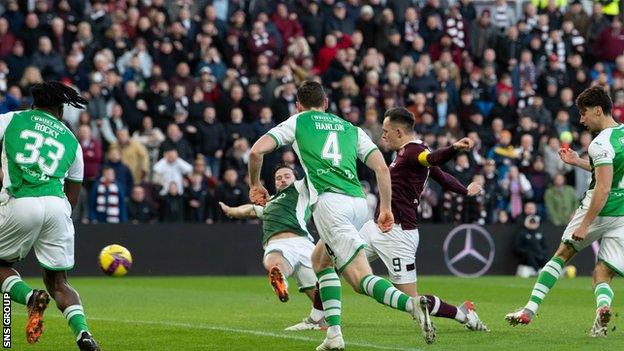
[0, 196, 74, 270]
[562, 207, 624, 276]
[264, 237, 316, 291]
[312, 192, 368, 272]
[359, 220, 419, 284]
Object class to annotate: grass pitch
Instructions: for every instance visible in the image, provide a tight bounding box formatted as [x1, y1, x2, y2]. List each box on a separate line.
[8, 276, 623, 350]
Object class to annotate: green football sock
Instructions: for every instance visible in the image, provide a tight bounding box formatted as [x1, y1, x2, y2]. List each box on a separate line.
[594, 283, 614, 309]
[1, 275, 34, 305]
[317, 268, 342, 327]
[360, 275, 411, 312]
[525, 257, 564, 314]
[63, 305, 90, 339]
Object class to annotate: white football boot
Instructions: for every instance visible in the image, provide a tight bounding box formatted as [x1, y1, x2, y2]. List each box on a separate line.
[459, 301, 490, 332]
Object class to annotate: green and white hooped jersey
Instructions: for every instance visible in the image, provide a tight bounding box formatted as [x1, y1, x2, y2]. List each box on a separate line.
[267, 111, 378, 204]
[253, 179, 312, 245]
[581, 124, 624, 216]
[0, 110, 83, 198]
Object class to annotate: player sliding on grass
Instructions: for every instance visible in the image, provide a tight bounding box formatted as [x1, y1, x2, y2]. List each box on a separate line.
[506, 87, 624, 337]
[358, 107, 489, 332]
[0, 81, 99, 350]
[250, 81, 434, 351]
[219, 163, 326, 331]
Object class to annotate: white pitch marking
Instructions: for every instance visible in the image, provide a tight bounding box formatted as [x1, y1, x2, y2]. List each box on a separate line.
[14, 313, 423, 351]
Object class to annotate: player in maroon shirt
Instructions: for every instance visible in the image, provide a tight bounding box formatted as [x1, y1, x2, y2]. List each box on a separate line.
[359, 107, 490, 331]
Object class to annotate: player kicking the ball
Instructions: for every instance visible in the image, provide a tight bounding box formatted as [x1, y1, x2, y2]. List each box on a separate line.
[219, 163, 326, 331]
[506, 87, 624, 337]
[250, 81, 434, 350]
[358, 107, 489, 332]
[0, 82, 99, 349]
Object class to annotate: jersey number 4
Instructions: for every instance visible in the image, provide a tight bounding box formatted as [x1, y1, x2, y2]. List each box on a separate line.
[15, 130, 65, 174]
[322, 131, 342, 166]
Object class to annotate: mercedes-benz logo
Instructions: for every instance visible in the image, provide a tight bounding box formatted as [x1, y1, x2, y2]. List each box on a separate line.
[443, 224, 495, 277]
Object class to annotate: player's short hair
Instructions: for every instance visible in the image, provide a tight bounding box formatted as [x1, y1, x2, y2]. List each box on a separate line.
[296, 81, 326, 109]
[384, 107, 415, 131]
[273, 162, 298, 178]
[576, 87, 612, 116]
[31, 81, 88, 110]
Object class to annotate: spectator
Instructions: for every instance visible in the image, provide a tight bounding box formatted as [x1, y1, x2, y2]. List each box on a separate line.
[247, 21, 278, 69]
[224, 107, 255, 149]
[541, 136, 570, 178]
[0, 18, 16, 58]
[159, 182, 185, 222]
[501, 166, 533, 220]
[127, 185, 156, 224]
[185, 173, 208, 222]
[159, 123, 194, 163]
[103, 146, 134, 197]
[594, 16, 624, 63]
[133, 116, 165, 179]
[153, 148, 193, 196]
[545, 173, 579, 226]
[78, 124, 103, 190]
[487, 130, 518, 179]
[253, 106, 276, 143]
[30, 36, 64, 81]
[111, 129, 149, 185]
[526, 157, 551, 218]
[272, 3, 303, 52]
[514, 202, 547, 277]
[465, 173, 488, 225]
[324, 2, 355, 36]
[214, 168, 249, 222]
[300, 1, 324, 51]
[88, 166, 128, 223]
[223, 138, 251, 178]
[491, 0, 516, 32]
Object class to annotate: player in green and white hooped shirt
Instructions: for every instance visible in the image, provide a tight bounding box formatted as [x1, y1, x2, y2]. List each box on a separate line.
[249, 81, 435, 350]
[219, 164, 327, 331]
[0, 82, 100, 350]
[506, 87, 624, 337]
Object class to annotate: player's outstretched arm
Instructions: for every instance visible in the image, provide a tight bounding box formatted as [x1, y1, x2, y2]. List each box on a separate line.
[572, 165, 612, 241]
[419, 137, 474, 167]
[429, 166, 473, 195]
[558, 148, 591, 171]
[249, 134, 277, 205]
[218, 202, 260, 219]
[365, 150, 394, 232]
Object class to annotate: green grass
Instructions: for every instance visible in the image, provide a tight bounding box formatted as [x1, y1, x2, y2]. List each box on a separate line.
[7, 276, 624, 350]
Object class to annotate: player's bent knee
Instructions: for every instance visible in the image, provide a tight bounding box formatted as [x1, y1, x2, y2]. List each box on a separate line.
[554, 243, 576, 262]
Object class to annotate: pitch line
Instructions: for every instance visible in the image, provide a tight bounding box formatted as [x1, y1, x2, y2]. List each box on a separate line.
[15, 313, 422, 351]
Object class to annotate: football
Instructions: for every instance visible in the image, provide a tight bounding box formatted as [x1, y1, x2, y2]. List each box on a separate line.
[99, 244, 133, 277]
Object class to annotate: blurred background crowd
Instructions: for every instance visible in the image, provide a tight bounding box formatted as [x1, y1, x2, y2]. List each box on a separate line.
[0, 0, 622, 226]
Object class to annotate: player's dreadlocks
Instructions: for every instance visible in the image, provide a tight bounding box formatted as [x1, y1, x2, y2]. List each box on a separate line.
[31, 81, 88, 110]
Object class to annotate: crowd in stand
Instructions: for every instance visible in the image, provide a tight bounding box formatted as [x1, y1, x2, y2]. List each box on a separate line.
[0, 0, 622, 225]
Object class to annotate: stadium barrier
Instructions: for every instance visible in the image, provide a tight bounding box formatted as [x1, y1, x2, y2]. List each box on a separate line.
[15, 223, 597, 277]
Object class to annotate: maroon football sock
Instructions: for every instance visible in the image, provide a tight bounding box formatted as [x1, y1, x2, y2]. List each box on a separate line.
[313, 283, 323, 311]
[424, 295, 463, 321]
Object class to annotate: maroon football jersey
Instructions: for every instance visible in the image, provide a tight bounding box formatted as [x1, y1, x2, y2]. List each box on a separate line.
[389, 140, 430, 230]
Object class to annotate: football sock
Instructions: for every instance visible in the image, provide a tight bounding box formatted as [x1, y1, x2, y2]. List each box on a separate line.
[1, 275, 33, 305]
[524, 256, 564, 314]
[317, 268, 341, 327]
[424, 295, 465, 322]
[594, 282, 614, 309]
[63, 305, 90, 339]
[360, 275, 411, 312]
[310, 285, 325, 322]
[313, 284, 323, 310]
